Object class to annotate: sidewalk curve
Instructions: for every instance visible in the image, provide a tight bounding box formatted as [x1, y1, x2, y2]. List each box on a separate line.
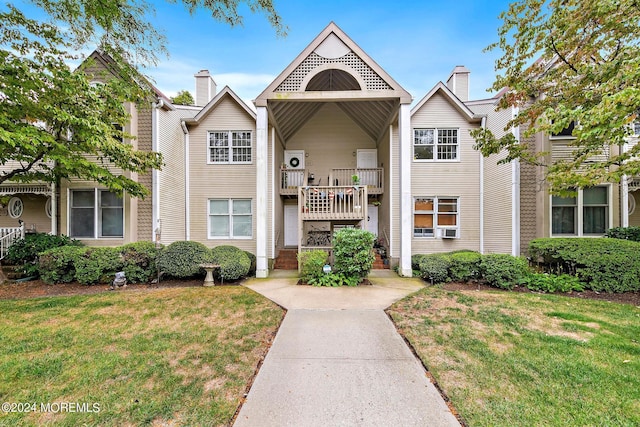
[235, 271, 460, 427]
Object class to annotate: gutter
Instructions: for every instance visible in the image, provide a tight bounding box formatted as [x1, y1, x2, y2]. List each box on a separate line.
[181, 120, 190, 240]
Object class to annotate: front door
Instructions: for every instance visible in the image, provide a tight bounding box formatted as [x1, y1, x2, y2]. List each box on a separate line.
[357, 149, 378, 186]
[284, 205, 299, 247]
[367, 205, 378, 236]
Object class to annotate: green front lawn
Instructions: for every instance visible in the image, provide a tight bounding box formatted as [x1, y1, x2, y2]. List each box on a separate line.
[388, 287, 640, 426]
[0, 287, 283, 426]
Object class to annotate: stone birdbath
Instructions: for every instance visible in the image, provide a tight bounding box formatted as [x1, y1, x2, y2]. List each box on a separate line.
[200, 263, 220, 287]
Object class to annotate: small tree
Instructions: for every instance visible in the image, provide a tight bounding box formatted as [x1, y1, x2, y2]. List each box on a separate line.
[171, 90, 195, 105]
[333, 228, 375, 280]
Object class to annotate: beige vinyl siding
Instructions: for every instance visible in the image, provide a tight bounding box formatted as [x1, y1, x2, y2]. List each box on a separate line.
[377, 125, 392, 252]
[471, 101, 514, 254]
[158, 107, 197, 244]
[0, 195, 51, 232]
[390, 124, 400, 259]
[411, 92, 481, 254]
[286, 103, 376, 185]
[188, 95, 256, 252]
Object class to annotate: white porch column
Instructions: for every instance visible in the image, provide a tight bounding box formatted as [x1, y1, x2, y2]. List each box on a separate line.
[256, 106, 269, 278]
[50, 182, 57, 235]
[398, 103, 412, 277]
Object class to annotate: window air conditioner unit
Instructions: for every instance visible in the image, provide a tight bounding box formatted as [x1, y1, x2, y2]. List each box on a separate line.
[441, 228, 458, 239]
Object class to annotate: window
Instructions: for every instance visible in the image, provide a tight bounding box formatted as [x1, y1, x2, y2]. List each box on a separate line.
[550, 121, 576, 138]
[413, 197, 459, 237]
[551, 186, 609, 236]
[208, 199, 252, 238]
[413, 128, 458, 161]
[634, 120, 640, 136]
[7, 197, 23, 219]
[208, 131, 252, 164]
[70, 189, 123, 238]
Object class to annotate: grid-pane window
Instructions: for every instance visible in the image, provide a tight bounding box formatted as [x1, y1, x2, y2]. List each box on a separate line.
[209, 199, 252, 238]
[70, 189, 123, 238]
[583, 187, 608, 234]
[437, 129, 458, 160]
[413, 197, 459, 237]
[552, 195, 577, 235]
[413, 128, 458, 161]
[208, 131, 252, 164]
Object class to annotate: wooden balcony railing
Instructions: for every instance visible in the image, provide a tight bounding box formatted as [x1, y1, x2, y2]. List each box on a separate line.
[280, 168, 307, 195]
[0, 225, 24, 260]
[300, 185, 368, 221]
[279, 168, 383, 196]
[330, 168, 383, 194]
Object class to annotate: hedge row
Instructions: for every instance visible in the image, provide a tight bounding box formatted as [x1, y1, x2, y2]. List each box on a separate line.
[39, 241, 254, 285]
[415, 251, 528, 290]
[39, 241, 160, 285]
[605, 226, 640, 242]
[6, 233, 83, 277]
[529, 238, 640, 292]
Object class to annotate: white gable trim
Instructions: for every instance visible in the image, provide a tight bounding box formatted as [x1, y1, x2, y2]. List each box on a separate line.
[189, 86, 256, 124]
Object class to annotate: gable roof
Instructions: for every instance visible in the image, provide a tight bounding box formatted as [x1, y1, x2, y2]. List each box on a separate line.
[185, 86, 256, 125]
[255, 22, 411, 105]
[411, 82, 481, 122]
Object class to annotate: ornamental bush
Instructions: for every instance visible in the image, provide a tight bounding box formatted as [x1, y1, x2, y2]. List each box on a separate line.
[418, 254, 451, 284]
[210, 245, 250, 281]
[521, 272, 584, 293]
[6, 233, 82, 277]
[480, 254, 529, 290]
[157, 241, 210, 279]
[244, 250, 257, 277]
[529, 238, 640, 292]
[121, 241, 161, 283]
[605, 226, 640, 242]
[449, 251, 482, 282]
[298, 250, 328, 283]
[75, 247, 123, 285]
[39, 246, 88, 284]
[332, 228, 375, 280]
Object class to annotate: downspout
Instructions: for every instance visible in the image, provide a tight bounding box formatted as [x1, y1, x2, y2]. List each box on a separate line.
[152, 99, 163, 241]
[511, 107, 521, 256]
[181, 120, 191, 240]
[479, 116, 486, 254]
[50, 182, 57, 235]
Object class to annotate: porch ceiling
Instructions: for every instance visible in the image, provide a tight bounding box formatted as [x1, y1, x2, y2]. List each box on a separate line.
[269, 99, 398, 142]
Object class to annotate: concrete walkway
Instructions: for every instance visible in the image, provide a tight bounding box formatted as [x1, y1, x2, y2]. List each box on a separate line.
[234, 271, 460, 427]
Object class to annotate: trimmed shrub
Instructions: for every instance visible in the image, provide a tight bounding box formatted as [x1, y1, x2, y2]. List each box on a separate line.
[39, 246, 88, 284]
[210, 245, 251, 281]
[244, 251, 257, 277]
[121, 241, 160, 283]
[6, 233, 82, 277]
[157, 241, 210, 279]
[449, 251, 482, 282]
[411, 254, 427, 271]
[75, 247, 123, 285]
[419, 254, 451, 284]
[606, 226, 640, 242]
[333, 228, 375, 280]
[529, 238, 640, 292]
[480, 254, 529, 290]
[298, 250, 328, 283]
[522, 273, 584, 293]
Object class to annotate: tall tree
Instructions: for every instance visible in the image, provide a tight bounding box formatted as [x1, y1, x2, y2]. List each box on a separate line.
[471, 0, 640, 194]
[171, 90, 195, 106]
[0, 0, 285, 198]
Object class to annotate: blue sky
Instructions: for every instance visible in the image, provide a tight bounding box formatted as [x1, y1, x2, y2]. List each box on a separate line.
[149, 0, 513, 105]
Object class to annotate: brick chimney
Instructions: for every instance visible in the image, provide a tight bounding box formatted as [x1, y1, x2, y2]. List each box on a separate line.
[194, 70, 217, 106]
[446, 66, 470, 102]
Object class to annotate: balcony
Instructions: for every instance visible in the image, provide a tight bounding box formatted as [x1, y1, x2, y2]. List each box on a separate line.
[280, 167, 383, 195]
[300, 185, 368, 221]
